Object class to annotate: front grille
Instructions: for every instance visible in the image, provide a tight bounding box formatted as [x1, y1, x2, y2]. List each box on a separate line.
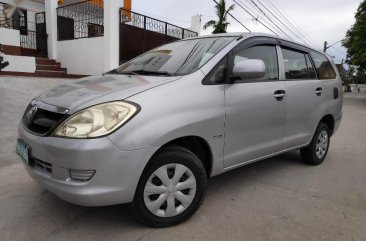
[22, 104, 67, 135]
[30, 158, 52, 174]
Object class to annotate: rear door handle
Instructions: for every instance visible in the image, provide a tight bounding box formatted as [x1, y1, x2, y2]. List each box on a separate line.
[315, 87, 323, 96]
[274, 90, 286, 100]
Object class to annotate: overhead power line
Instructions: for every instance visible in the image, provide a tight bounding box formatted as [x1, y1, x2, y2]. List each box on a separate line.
[234, 0, 278, 36]
[236, 0, 282, 36]
[236, 0, 260, 18]
[327, 39, 344, 49]
[330, 46, 347, 55]
[331, 46, 347, 54]
[211, 0, 251, 32]
[246, 0, 294, 40]
[266, 0, 320, 48]
[324, 39, 345, 52]
[253, 0, 314, 47]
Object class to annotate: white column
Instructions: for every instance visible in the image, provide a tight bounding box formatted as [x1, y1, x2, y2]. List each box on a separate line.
[45, 0, 58, 59]
[104, 0, 123, 71]
[190, 15, 202, 35]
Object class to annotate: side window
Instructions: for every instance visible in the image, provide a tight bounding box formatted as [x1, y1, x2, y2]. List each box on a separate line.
[281, 48, 316, 79]
[305, 54, 317, 78]
[233, 45, 278, 81]
[12, 8, 28, 35]
[204, 56, 227, 84]
[310, 51, 336, 79]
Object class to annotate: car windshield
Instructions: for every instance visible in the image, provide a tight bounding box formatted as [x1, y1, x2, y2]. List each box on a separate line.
[116, 37, 236, 76]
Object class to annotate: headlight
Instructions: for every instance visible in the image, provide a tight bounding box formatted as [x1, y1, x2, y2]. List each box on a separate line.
[52, 101, 139, 138]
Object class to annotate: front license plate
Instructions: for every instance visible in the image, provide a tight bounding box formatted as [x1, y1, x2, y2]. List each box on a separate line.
[16, 138, 30, 165]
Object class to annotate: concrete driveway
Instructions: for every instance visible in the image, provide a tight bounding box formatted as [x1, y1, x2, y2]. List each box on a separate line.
[0, 76, 366, 241]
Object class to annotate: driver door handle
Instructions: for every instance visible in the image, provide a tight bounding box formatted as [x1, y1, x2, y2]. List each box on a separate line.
[315, 87, 323, 96]
[274, 90, 286, 100]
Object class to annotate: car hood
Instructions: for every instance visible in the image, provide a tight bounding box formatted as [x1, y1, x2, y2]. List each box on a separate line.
[35, 74, 181, 110]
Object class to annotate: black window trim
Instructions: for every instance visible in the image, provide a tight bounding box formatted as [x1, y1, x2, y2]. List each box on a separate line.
[12, 7, 28, 35]
[278, 39, 337, 80]
[202, 55, 228, 85]
[309, 50, 337, 80]
[201, 36, 337, 86]
[305, 53, 319, 79]
[227, 36, 281, 84]
[280, 46, 318, 81]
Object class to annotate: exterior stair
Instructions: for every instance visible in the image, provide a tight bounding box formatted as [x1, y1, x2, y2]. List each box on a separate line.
[35, 57, 68, 77]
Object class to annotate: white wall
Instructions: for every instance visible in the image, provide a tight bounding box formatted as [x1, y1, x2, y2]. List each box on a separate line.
[0, 27, 20, 46]
[57, 36, 105, 75]
[350, 84, 366, 93]
[104, 0, 123, 72]
[2, 55, 36, 73]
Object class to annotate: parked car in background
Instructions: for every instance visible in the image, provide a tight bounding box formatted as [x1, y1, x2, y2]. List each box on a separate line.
[17, 33, 342, 227]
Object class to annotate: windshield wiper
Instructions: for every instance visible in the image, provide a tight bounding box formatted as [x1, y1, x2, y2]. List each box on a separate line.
[117, 71, 138, 75]
[104, 69, 118, 74]
[125, 70, 172, 76]
[106, 69, 172, 76]
[104, 69, 138, 75]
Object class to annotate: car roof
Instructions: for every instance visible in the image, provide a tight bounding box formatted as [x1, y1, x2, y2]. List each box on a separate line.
[194, 32, 322, 54]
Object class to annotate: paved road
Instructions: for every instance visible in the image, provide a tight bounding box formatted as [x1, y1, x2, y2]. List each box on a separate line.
[0, 76, 69, 167]
[1, 77, 366, 241]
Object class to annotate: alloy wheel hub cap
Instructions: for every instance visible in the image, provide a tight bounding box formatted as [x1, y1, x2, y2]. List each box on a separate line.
[316, 130, 328, 159]
[143, 163, 197, 217]
[167, 186, 175, 195]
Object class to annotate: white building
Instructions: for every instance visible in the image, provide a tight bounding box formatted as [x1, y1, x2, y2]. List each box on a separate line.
[0, 0, 201, 77]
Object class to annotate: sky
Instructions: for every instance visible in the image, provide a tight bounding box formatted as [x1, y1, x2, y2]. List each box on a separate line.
[132, 0, 362, 64]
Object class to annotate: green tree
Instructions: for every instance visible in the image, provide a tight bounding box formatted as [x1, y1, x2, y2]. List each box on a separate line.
[344, 66, 366, 87]
[203, 0, 235, 34]
[342, 1, 366, 71]
[343, 66, 356, 91]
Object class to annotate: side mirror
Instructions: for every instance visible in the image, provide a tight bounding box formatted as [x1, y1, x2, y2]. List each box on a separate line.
[232, 59, 266, 80]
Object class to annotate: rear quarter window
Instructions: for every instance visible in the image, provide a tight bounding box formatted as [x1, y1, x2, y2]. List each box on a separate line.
[310, 51, 337, 79]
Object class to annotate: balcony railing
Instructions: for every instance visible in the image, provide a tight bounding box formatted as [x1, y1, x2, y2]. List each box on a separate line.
[57, 0, 104, 40]
[20, 30, 37, 49]
[120, 8, 198, 39]
[0, 15, 36, 49]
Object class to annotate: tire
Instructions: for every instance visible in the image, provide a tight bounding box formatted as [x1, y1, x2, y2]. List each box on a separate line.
[300, 122, 330, 165]
[131, 145, 207, 227]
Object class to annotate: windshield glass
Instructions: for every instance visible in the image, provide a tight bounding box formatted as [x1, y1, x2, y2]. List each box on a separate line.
[116, 37, 235, 76]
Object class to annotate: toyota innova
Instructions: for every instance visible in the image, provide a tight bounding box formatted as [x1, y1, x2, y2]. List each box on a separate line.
[17, 33, 343, 226]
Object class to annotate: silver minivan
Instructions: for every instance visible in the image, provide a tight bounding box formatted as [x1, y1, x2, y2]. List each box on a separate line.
[17, 33, 343, 226]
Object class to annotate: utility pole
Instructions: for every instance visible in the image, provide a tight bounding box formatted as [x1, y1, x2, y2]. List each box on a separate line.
[323, 41, 328, 52]
[323, 39, 343, 53]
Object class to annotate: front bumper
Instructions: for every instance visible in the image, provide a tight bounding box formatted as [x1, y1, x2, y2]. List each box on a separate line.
[18, 123, 159, 206]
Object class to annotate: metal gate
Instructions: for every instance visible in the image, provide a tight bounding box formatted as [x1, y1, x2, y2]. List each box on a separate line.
[35, 12, 47, 57]
[119, 8, 198, 63]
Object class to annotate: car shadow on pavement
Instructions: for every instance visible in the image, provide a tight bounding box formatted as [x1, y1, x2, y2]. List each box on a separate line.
[206, 150, 303, 192]
[35, 150, 304, 235]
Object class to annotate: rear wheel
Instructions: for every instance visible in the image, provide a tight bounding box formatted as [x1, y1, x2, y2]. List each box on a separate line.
[300, 123, 330, 165]
[132, 146, 207, 227]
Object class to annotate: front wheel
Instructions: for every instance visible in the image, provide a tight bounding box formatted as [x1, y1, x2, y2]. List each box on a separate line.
[132, 146, 207, 227]
[300, 122, 330, 165]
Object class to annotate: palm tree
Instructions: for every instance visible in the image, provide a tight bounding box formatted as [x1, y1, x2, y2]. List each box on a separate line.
[203, 0, 235, 34]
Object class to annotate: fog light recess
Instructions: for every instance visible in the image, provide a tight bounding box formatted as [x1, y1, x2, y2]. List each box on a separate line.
[70, 169, 96, 181]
